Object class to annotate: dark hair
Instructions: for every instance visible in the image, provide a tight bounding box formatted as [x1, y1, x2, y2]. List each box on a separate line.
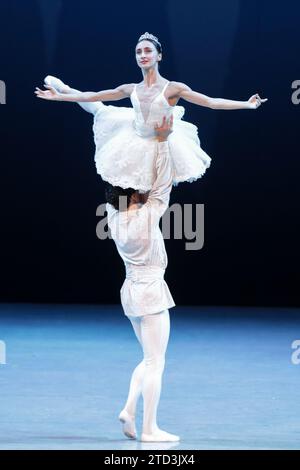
[105, 183, 137, 211]
[136, 38, 163, 67]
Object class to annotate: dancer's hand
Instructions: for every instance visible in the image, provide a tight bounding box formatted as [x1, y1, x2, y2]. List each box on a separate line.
[154, 115, 174, 142]
[247, 93, 268, 109]
[34, 85, 61, 101]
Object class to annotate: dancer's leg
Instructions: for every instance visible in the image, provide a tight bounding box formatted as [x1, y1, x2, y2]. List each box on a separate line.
[122, 316, 146, 416]
[118, 316, 145, 439]
[119, 311, 179, 441]
[140, 310, 179, 442]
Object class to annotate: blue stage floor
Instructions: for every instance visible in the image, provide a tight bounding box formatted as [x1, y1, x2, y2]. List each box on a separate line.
[0, 304, 299, 450]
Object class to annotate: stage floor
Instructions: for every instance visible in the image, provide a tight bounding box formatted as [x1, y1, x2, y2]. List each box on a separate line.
[0, 304, 299, 450]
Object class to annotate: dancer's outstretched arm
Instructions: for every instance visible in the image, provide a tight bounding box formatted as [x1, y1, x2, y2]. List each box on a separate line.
[68, 87, 102, 114]
[173, 82, 268, 110]
[60, 85, 102, 115]
[43, 76, 103, 115]
[35, 83, 134, 103]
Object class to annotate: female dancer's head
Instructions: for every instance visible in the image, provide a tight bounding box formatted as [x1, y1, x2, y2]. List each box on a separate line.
[135, 32, 162, 71]
[105, 183, 149, 211]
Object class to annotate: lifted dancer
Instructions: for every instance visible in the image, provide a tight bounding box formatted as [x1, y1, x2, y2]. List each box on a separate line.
[35, 32, 267, 193]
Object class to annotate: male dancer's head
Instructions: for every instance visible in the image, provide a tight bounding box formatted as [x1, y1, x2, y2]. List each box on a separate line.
[104, 184, 150, 211]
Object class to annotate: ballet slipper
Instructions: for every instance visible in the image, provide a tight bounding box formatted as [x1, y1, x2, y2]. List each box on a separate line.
[140, 429, 180, 442]
[44, 75, 70, 93]
[118, 409, 137, 439]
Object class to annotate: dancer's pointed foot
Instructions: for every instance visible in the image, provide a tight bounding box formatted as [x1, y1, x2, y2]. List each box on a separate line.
[44, 75, 70, 93]
[140, 429, 180, 442]
[118, 409, 137, 439]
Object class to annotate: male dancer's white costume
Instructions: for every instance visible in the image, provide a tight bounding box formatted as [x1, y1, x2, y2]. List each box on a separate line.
[106, 140, 179, 442]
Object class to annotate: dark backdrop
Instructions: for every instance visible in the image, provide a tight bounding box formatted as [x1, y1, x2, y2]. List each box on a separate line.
[0, 0, 299, 306]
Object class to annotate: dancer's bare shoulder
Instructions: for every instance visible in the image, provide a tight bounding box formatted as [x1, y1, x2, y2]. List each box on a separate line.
[164, 81, 190, 106]
[115, 83, 136, 97]
[168, 81, 191, 97]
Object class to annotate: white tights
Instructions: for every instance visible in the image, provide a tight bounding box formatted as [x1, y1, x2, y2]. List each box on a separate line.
[123, 310, 171, 435]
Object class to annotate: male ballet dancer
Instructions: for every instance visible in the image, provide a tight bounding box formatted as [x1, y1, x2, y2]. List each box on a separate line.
[104, 114, 179, 443]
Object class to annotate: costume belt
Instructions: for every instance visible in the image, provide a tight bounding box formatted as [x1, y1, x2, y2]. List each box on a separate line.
[125, 264, 165, 282]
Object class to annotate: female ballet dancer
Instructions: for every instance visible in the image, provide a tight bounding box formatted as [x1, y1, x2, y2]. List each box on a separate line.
[35, 32, 268, 193]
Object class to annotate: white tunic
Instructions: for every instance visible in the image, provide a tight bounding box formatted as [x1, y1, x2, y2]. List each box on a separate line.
[106, 141, 176, 317]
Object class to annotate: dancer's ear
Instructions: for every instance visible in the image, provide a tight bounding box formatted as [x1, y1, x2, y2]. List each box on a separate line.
[130, 191, 139, 205]
[130, 191, 148, 205]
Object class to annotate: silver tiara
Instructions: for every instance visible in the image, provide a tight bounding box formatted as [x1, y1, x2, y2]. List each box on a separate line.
[138, 32, 161, 47]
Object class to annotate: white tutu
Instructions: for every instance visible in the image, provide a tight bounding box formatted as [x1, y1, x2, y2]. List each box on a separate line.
[93, 81, 212, 192]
